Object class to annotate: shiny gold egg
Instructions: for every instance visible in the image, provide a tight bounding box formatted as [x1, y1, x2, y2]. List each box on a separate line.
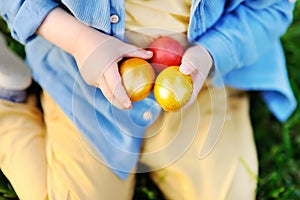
[120, 58, 155, 102]
[154, 66, 193, 111]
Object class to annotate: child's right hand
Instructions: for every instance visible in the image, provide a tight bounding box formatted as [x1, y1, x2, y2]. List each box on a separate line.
[78, 35, 153, 109]
[36, 7, 153, 110]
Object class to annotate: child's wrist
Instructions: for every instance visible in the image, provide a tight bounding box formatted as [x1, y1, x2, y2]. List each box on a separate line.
[72, 26, 108, 67]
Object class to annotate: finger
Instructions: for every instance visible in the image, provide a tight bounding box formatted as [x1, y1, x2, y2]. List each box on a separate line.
[97, 78, 127, 110]
[182, 70, 204, 110]
[179, 58, 197, 75]
[124, 46, 153, 60]
[191, 71, 204, 99]
[104, 64, 132, 109]
[179, 64, 195, 75]
[180, 45, 213, 76]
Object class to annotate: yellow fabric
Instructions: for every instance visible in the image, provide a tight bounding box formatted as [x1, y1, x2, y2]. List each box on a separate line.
[0, 94, 135, 200]
[0, 84, 258, 200]
[125, 0, 191, 38]
[140, 83, 258, 199]
[41, 93, 136, 200]
[0, 96, 48, 200]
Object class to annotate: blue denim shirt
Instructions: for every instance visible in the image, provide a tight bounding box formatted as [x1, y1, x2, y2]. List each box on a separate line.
[0, 0, 297, 179]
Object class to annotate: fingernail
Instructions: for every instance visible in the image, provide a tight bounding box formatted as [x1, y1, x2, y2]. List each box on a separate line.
[124, 100, 132, 109]
[146, 50, 153, 55]
[180, 66, 191, 75]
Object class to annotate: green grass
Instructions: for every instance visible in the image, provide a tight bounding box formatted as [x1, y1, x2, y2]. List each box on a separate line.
[1, 2, 300, 199]
[251, 2, 300, 199]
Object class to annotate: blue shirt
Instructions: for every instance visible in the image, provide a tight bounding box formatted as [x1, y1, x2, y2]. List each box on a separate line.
[0, 0, 297, 179]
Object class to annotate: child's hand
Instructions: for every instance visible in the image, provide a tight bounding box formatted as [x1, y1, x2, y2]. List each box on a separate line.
[179, 45, 213, 109]
[78, 36, 153, 110]
[36, 7, 153, 110]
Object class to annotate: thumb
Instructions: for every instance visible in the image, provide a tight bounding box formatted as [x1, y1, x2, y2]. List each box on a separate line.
[179, 63, 196, 75]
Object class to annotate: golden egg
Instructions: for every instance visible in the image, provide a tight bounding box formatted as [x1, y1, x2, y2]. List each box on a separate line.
[154, 66, 193, 111]
[119, 58, 155, 102]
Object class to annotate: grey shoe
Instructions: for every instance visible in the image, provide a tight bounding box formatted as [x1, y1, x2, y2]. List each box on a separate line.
[0, 34, 31, 102]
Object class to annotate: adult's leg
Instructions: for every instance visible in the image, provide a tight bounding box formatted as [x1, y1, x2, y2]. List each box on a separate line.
[0, 95, 48, 200]
[41, 92, 136, 200]
[0, 33, 48, 199]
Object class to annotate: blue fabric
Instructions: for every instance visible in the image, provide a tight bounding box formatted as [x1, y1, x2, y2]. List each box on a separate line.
[0, 0, 297, 179]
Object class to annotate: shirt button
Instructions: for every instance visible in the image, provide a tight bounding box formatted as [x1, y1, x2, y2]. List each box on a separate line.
[110, 14, 119, 24]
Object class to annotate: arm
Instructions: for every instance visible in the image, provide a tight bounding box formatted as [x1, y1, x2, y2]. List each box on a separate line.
[1, 2, 153, 109]
[0, 0, 59, 44]
[179, 0, 295, 108]
[36, 7, 153, 109]
[197, 0, 295, 76]
[0, 0, 102, 61]
[35, 7, 104, 67]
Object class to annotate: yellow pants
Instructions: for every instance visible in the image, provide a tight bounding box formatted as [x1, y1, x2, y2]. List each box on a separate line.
[0, 82, 258, 200]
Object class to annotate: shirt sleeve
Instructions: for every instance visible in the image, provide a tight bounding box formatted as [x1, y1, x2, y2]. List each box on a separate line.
[197, 0, 296, 77]
[0, 0, 59, 44]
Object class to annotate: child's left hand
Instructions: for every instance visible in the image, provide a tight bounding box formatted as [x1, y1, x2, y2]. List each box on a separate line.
[179, 44, 213, 109]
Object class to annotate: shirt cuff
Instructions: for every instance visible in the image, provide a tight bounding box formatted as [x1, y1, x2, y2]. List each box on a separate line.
[12, 0, 59, 44]
[262, 90, 297, 122]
